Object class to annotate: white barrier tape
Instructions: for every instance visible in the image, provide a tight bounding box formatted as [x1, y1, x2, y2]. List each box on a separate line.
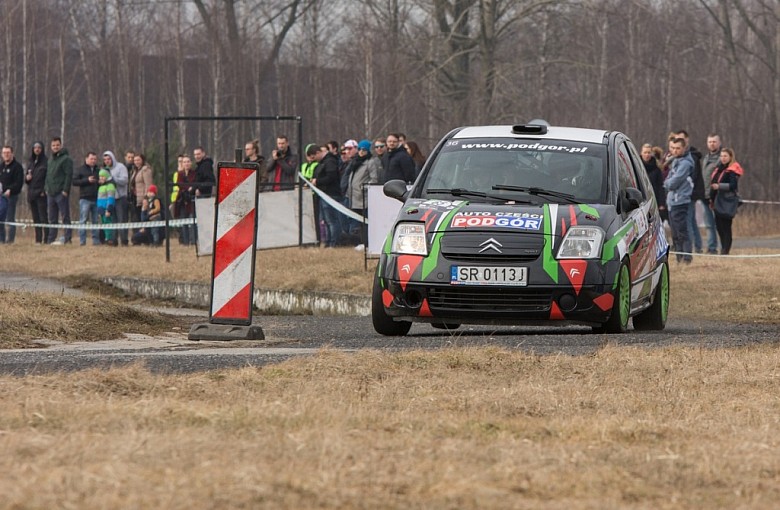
[740, 199, 780, 205]
[298, 173, 366, 223]
[669, 250, 780, 259]
[0, 218, 195, 230]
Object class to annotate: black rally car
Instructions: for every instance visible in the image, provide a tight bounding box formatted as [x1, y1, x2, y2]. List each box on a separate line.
[372, 123, 670, 335]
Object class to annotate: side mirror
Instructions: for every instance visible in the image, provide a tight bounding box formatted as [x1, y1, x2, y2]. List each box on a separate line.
[383, 179, 408, 202]
[621, 187, 643, 213]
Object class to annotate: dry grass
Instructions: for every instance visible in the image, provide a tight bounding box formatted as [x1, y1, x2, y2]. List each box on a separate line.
[0, 289, 176, 348]
[1, 346, 779, 508]
[734, 204, 780, 238]
[2, 230, 374, 294]
[669, 249, 780, 323]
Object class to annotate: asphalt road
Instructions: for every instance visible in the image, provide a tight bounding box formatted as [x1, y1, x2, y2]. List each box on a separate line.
[1, 314, 777, 375]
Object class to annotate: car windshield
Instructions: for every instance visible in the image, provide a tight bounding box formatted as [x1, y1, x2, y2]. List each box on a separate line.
[420, 137, 607, 204]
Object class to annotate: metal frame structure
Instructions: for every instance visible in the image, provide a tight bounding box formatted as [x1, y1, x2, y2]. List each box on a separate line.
[163, 115, 303, 262]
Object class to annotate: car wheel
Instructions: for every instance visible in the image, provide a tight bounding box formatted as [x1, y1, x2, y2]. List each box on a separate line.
[632, 260, 669, 331]
[431, 322, 461, 330]
[372, 275, 412, 336]
[594, 261, 631, 334]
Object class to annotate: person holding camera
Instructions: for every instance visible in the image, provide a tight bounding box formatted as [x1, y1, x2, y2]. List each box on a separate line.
[265, 135, 297, 192]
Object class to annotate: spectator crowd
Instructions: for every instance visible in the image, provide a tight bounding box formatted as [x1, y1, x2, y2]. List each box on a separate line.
[0, 131, 426, 250]
[642, 130, 743, 262]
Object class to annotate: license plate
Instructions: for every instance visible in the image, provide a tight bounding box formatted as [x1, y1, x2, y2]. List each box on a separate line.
[450, 266, 528, 286]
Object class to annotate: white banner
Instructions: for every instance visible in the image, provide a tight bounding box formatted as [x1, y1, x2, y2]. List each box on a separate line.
[366, 184, 404, 256]
[196, 190, 317, 255]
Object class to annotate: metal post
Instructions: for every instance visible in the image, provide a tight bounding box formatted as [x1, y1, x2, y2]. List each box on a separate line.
[297, 117, 303, 247]
[164, 119, 170, 263]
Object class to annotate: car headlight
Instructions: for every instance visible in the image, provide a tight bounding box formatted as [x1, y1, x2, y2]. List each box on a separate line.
[391, 223, 428, 256]
[557, 226, 604, 259]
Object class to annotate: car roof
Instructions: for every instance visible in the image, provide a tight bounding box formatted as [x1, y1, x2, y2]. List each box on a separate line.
[451, 125, 610, 145]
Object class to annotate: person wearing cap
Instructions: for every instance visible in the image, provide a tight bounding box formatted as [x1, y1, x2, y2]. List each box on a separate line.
[346, 139, 381, 250]
[71, 151, 102, 246]
[133, 184, 163, 245]
[339, 139, 359, 195]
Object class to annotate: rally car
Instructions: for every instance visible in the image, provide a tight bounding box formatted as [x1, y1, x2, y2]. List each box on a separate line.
[372, 122, 670, 335]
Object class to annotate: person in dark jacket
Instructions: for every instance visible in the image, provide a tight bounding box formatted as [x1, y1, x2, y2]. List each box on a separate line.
[193, 147, 215, 197]
[641, 144, 666, 220]
[72, 152, 101, 246]
[709, 148, 744, 255]
[265, 135, 298, 192]
[383, 133, 416, 184]
[675, 130, 704, 253]
[45, 137, 74, 244]
[312, 146, 342, 247]
[25, 142, 48, 243]
[0, 145, 25, 244]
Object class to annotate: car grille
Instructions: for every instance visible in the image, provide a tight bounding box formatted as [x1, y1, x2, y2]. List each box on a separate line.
[427, 287, 552, 313]
[440, 232, 543, 263]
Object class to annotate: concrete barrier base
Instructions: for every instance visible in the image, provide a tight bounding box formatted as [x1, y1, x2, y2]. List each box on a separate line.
[188, 323, 266, 341]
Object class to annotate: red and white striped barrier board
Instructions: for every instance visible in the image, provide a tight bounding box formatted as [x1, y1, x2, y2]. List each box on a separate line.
[209, 163, 260, 325]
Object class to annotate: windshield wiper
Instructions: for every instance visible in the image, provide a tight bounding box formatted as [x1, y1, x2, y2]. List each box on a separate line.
[492, 184, 578, 203]
[426, 188, 532, 204]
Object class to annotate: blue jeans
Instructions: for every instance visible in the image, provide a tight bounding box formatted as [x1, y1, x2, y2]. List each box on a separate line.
[180, 212, 197, 246]
[0, 194, 18, 243]
[320, 199, 341, 247]
[687, 200, 702, 252]
[79, 199, 100, 245]
[47, 192, 72, 243]
[700, 200, 718, 252]
[670, 203, 692, 262]
[0, 195, 19, 244]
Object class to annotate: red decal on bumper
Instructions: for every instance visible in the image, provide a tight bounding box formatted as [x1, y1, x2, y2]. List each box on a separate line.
[560, 259, 587, 295]
[550, 301, 565, 320]
[593, 293, 614, 311]
[419, 298, 432, 317]
[382, 289, 394, 308]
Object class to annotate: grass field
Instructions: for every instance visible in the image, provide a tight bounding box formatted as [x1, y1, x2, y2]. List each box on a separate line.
[1, 208, 779, 508]
[1, 346, 779, 509]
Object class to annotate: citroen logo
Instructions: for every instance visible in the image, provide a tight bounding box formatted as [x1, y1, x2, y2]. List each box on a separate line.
[479, 238, 503, 254]
[569, 268, 580, 278]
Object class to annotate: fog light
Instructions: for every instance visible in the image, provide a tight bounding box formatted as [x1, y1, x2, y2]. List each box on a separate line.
[558, 293, 577, 312]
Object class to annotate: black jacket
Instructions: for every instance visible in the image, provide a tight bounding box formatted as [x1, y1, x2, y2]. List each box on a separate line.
[314, 152, 342, 198]
[26, 145, 47, 201]
[265, 148, 298, 191]
[385, 147, 416, 184]
[643, 158, 666, 209]
[195, 156, 215, 197]
[72, 162, 101, 200]
[0, 158, 24, 197]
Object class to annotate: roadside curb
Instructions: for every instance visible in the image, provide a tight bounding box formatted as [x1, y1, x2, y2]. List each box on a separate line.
[101, 277, 371, 317]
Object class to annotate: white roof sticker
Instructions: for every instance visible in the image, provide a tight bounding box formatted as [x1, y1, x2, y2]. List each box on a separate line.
[452, 125, 608, 144]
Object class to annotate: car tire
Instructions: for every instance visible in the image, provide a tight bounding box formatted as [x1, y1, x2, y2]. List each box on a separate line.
[431, 322, 461, 330]
[632, 260, 669, 331]
[372, 275, 412, 336]
[594, 261, 631, 334]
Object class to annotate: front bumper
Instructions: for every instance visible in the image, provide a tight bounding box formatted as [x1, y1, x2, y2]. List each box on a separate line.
[381, 279, 615, 326]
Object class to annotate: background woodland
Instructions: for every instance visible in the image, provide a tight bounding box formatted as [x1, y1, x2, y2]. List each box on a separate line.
[1, 0, 778, 198]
